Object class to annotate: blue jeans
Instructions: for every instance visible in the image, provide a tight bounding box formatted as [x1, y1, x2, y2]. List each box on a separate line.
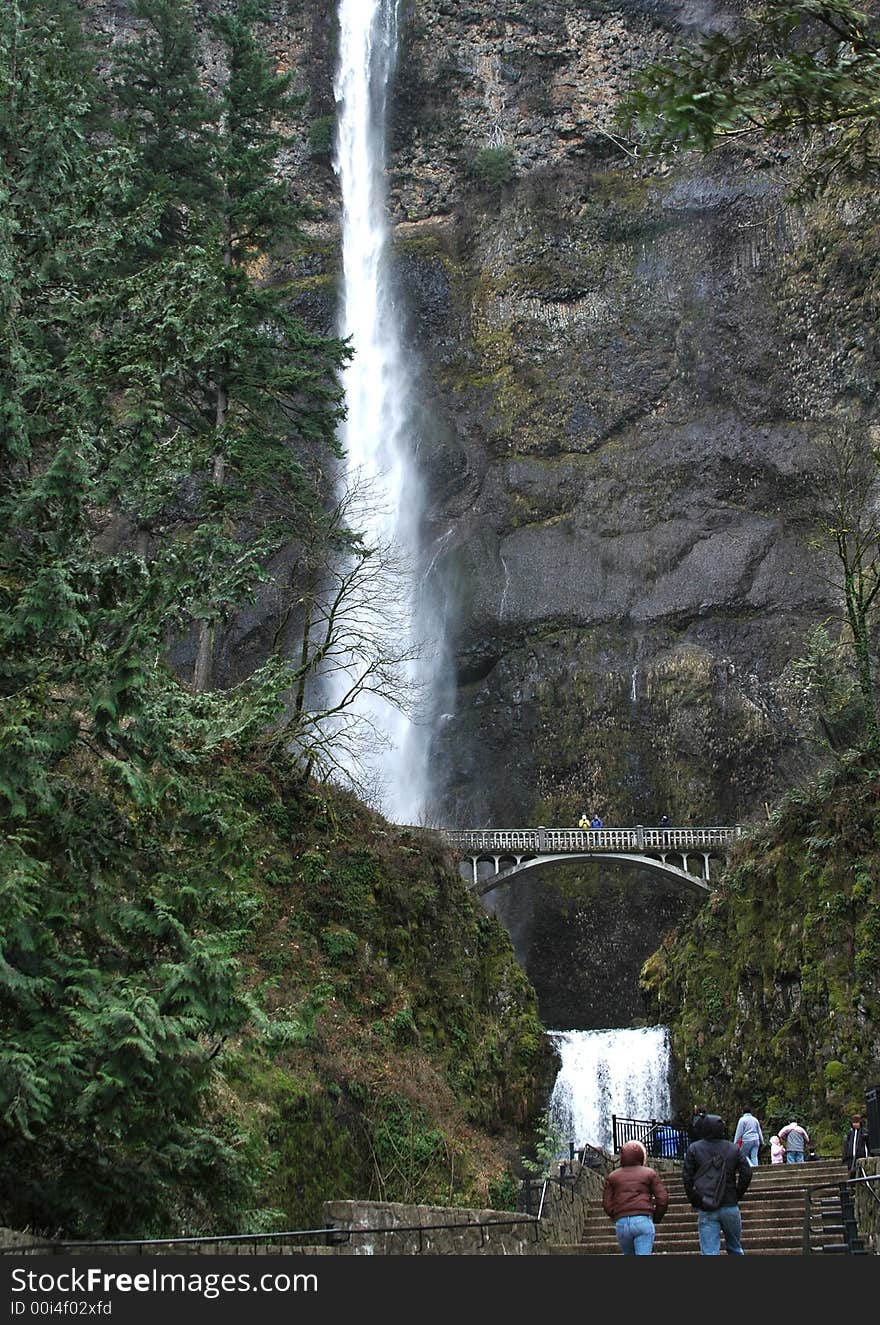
[786, 1151, 805, 1163]
[742, 1140, 760, 1166]
[615, 1215, 656, 1255]
[698, 1205, 745, 1255]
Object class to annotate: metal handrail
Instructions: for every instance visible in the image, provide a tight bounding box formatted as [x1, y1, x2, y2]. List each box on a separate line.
[612, 1113, 690, 1159]
[536, 1179, 550, 1221]
[802, 1173, 880, 1254]
[0, 1214, 542, 1256]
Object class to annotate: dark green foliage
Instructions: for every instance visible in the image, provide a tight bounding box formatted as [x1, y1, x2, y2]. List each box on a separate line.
[619, 1, 880, 195]
[308, 115, 336, 159]
[112, 0, 216, 240]
[102, 0, 351, 689]
[0, 0, 345, 1237]
[0, 0, 552, 1242]
[472, 145, 515, 191]
[488, 1169, 520, 1211]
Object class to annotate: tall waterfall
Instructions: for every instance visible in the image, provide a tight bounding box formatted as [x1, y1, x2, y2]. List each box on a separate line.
[547, 1027, 672, 1154]
[331, 0, 440, 824]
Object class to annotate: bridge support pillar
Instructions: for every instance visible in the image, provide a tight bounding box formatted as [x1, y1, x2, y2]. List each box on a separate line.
[702, 853, 711, 881]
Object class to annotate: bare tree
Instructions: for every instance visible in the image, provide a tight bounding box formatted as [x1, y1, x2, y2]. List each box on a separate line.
[270, 471, 425, 796]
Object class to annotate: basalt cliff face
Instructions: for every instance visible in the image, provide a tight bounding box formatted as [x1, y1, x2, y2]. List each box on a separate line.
[89, 0, 878, 832]
[302, 0, 875, 830]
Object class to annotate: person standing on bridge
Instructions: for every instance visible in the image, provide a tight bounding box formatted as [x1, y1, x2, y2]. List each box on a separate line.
[590, 813, 603, 829]
[601, 1139, 668, 1255]
[578, 811, 590, 829]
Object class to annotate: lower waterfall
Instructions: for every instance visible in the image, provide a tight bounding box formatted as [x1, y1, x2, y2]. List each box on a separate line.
[547, 1027, 672, 1154]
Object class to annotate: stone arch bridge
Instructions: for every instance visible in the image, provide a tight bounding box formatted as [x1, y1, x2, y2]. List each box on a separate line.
[437, 825, 743, 897]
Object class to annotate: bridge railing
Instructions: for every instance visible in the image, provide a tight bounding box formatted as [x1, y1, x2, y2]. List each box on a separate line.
[440, 825, 741, 855]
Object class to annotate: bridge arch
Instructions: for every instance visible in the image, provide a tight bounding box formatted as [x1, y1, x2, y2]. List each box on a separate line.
[469, 851, 711, 897]
[437, 824, 740, 898]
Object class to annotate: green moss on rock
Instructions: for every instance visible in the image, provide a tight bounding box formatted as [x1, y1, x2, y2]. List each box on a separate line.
[641, 754, 880, 1155]
[221, 774, 554, 1229]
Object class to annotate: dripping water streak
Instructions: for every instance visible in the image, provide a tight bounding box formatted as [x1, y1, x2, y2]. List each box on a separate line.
[499, 553, 511, 622]
[423, 527, 454, 585]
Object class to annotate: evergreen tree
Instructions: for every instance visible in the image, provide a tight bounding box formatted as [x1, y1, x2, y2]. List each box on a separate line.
[105, 0, 350, 693]
[0, 0, 302, 1237]
[112, 0, 216, 242]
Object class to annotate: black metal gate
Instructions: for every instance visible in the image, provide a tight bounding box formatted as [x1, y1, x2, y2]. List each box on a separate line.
[865, 1084, 880, 1155]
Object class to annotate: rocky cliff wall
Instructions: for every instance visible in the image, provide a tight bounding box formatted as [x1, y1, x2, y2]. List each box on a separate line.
[375, 0, 877, 830]
[485, 859, 702, 1028]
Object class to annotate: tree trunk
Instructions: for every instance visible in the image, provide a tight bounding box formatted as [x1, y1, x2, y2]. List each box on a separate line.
[192, 384, 228, 693]
[193, 222, 232, 694]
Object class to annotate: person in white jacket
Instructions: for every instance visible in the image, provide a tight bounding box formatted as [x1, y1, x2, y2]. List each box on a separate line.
[733, 1110, 765, 1166]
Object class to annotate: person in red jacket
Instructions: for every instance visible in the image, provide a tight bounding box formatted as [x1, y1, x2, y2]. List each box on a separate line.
[602, 1139, 669, 1255]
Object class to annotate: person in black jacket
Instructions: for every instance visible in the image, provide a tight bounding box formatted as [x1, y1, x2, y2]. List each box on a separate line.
[842, 1114, 869, 1177]
[682, 1114, 753, 1255]
[690, 1107, 708, 1141]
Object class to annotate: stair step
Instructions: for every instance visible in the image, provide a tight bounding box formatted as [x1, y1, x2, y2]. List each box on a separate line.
[576, 1160, 862, 1256]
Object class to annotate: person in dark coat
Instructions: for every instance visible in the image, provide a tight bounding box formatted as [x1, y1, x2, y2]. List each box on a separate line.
[602, 1139, 669, 1255]
[690, 1107, 709, 1141]
[682, 1114, 753, 1255]
[842, 1114, 869, 1177]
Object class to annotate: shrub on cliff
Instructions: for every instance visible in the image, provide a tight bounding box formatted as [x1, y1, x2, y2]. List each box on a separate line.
[472, 145, 516, 191]
[308, 114, 336, 159]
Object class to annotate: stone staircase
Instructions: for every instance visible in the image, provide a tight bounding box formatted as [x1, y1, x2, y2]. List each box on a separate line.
[549, 1158, 859, 1255]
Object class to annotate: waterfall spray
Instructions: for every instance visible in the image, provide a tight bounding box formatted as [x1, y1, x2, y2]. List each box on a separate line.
[331, 0, 443, 824]
[548, 1027, 672, 1153]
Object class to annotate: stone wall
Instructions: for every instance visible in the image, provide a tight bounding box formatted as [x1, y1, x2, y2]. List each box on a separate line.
[9, 1155, 878, 1257]
[853, 1158, 880, 1256]
[314, 1152, 607, 1255]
